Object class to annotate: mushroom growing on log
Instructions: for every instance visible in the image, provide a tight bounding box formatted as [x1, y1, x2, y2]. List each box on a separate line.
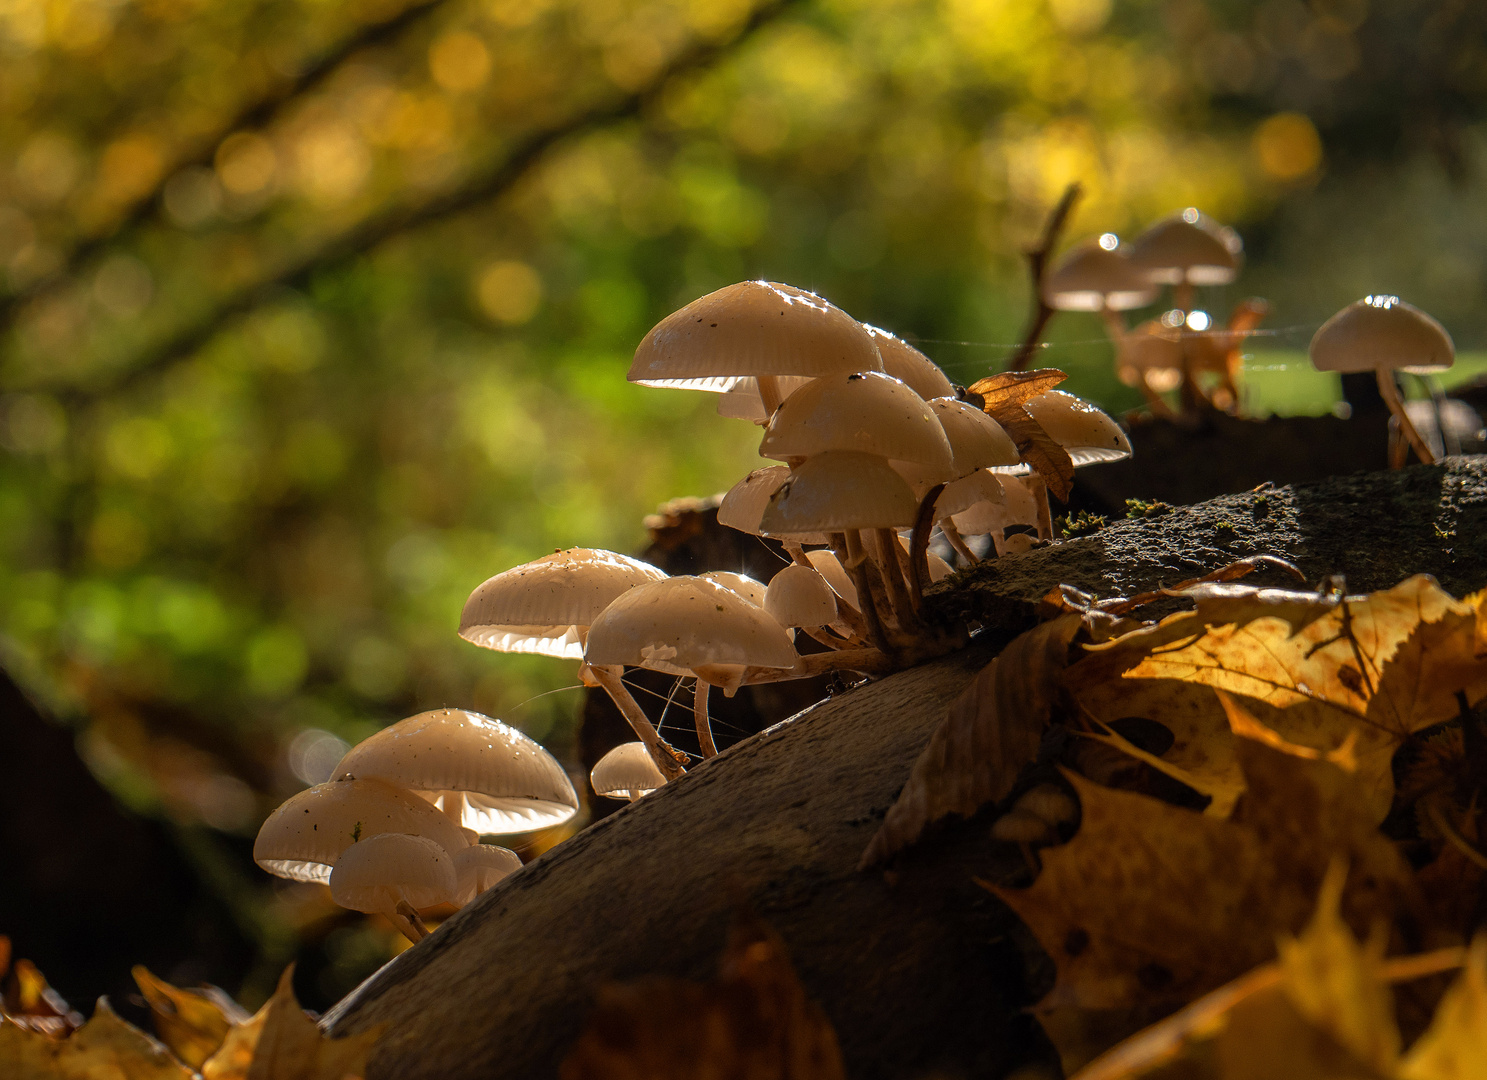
[324, 459, 1487, 1080]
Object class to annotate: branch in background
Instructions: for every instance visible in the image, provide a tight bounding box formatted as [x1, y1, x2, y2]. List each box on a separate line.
[1004, 182, 1081, 373]
[53, 0, 798, 407]
[0, 0, 453, 334]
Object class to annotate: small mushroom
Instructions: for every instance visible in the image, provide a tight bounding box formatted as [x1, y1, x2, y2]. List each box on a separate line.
[450, 844, 522, 906]
[329, 833, 458, 944]
[1309, 295, 1454, 466]
[590, 741, 667, 802]
[764, 562, 844, 649]
[1044, 234, 1159, 339]
[862, 326, 956, 401]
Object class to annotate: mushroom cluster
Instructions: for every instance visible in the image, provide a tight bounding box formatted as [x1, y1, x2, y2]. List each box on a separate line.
[1043, 209, 1261, 415]
[253, 279, 1134, 937]
[457, 280, 1130, 787]
[254, 707, 577, 942]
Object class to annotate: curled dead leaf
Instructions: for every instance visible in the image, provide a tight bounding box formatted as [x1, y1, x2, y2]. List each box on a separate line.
[133, 966, 247, 1071]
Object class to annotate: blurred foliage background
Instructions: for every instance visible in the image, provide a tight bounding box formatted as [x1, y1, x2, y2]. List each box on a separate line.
[3, 0, 1487, 1008]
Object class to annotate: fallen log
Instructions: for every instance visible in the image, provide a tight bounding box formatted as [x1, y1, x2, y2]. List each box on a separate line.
[324, 458, 1487, 1080]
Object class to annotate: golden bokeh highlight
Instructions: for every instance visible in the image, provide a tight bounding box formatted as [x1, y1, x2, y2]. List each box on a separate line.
[215, 132, 279, 196]
[430, 31, 493, 92]
[475, 261, 544, 325]
[1254, 112, 1323, 182]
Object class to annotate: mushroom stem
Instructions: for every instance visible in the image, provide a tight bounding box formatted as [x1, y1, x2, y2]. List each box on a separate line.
[782, 540, 812, 567]
[756, 375, 783, 417]
[1026, 475, 1055, 541]
[909, 483, 945, 602]
[1376, 367, 1437, 466]
[832, 533, 893, 659]
[587, 665, 688, 781]
[940, 518, 979, 565]
[437, 791, 466, 830]
[392, 901, 430, 945]
[800, 625, 859, 651]
[1099, 307, 1127, 342]
[693, 679, 718, 758]
[873, 528, 921, 630]
[740, 646, 897, 684]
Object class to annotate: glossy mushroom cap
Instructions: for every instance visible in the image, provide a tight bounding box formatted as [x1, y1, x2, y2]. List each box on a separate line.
[585, 575, 799, 690]
[629, 281, 883, 391]
[451, 843, 523, 906]
[700, 570, 768, 608]
[1127, 209, 1242, 286]
[329, 833, 458, 916]
[935, 469, 1006, 519]
[333, 709, 579, 834]
[759, 371, 953, 469]
[894, 397, 1022, 494]
[717, 466, 830, 545]
[1044, 236, 1159, 312]
[1309, 296, 1455, 375]
[590, 741, 667, 801]
[1023, 390, 1132, 465]
[759, 450, 920, 533]
[862, 326, 956, 400]
[953, 473, 1043, 536]
[253, 776, 472, 885]
[764, 563, 839, 628]
[459, 548, 668, 659]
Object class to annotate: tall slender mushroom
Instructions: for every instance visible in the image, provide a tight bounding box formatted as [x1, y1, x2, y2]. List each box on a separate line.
[332, 708, 579, 835]
[628, 280, 883, 417]
[585, 575, 799, 759]
[1308, 295, 1455, 466]
[458, 547, 685, 780]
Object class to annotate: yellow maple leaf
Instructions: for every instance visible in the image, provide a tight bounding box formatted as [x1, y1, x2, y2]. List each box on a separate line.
[0, 999, 194, 1080]
[200, 967, 380, 1080]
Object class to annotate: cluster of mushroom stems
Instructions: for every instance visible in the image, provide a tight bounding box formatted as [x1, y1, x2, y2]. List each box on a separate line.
[252, 252, 1459, 944]
[1045, 208, 1461, 465]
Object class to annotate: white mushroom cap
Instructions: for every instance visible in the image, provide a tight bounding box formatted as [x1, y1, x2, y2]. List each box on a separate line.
[700, 571, 768, 608]
[329, 833, 458, 916]
[862, 326, 956, 400]
[585, 575, 799, 691]
[1023, 390, 1132, 465]
[758, 371, 953, 469]
[715, 376, 817, 421]
[451, 843, 522, 906]
[253, 776, 472, 885]
[629, 281, 883, 391]
[717, 466, 831, 545]
[952, 473, 1042, 536]
[1127, 209, 1242, 286]
[804, 549, 859, 609]
[935, 469, 1006, 519]
[459, 548, 668, 660]
[590, 741, 667, 801]
[764, 563, 839, 628]
[894, 397, 1023, 495]
[1044, 236, 1159, 312]
[1309, 296, 1455, 375]
[333, 709, 579, 835]
[759, 450, 920, 533]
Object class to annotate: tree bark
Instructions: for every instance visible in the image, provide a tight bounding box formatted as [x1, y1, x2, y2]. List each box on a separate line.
[323, 458, 1487, 1080]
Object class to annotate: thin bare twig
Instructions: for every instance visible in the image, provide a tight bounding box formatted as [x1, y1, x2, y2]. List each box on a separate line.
[0, 0, 454, 335]
[44, 0, 799, 406]
[1005, 182, 1082, 373]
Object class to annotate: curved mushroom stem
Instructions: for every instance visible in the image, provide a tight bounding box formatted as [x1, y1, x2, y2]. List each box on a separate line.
[799, 624, 859, 650]
[834, 533, 893, 658]
[1099, 306, 1128, 342]
[587, 664, 688, 781]
[940, 518, 979, 565]
[392, 901, 430, 945]
[873, 528, 921, 631]
[693, 678, 718, 758]
[909, 483, 945, 601]
[1377, 367, 1436, 466]
[782, 540, 812, 567]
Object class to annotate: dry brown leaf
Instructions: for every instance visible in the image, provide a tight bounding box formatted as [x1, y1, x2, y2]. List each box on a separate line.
[559, 910, 845, 1080]
[200, 967, 379, 1080]
[2, 941, 83, 1038]
[989, 735, 1415, 1012]
[133, 966, 247, 1070]
[964, 369, 1076, 500]
[0, 999, 194, 1079]
[860, 614, 1082, 868]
